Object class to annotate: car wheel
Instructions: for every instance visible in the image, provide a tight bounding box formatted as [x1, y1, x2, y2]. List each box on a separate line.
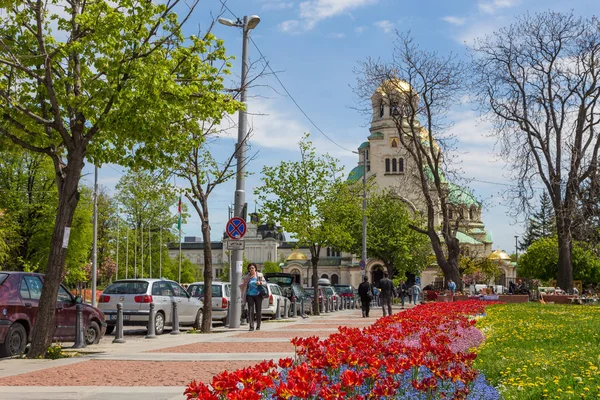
[155, 312, 165, 335]
[193, 309, 202, 330]
[85, 321, 100, 345]
[0, 323, 27, 358]
[105, 325, 115, 335]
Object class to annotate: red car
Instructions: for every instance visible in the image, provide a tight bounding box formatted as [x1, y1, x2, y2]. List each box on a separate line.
[0, 271, 106, 357]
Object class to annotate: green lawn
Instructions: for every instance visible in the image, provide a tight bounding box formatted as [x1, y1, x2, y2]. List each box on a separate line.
[474, 303, 600, 399]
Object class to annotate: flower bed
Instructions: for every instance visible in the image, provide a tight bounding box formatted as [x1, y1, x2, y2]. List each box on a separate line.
[185, 301, 500, 399]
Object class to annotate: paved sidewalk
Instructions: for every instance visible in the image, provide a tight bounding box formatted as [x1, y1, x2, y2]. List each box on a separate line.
[0, 304, 412, 399]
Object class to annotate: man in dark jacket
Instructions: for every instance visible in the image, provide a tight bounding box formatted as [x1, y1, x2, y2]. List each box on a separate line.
[358, 276, 374, 318]
[398, 280, 407, 309]
[378, 271, 395, 316]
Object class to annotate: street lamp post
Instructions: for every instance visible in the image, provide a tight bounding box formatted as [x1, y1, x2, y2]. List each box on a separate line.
[218, 14, 261, 329]
[514, 235, 519, 262]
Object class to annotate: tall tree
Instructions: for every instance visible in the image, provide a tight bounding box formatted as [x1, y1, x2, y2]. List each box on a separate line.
[255, 133, 344, 315]
[471, 11, 600, 291]
[354, 33, 467, 289]
[115, 170, 182, 280]
[0, 0, 235, 357]
[519, 192, 556, 251]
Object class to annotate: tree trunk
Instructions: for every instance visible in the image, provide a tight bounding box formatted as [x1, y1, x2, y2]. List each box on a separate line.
[200, 210, 213, 333]
[28, 156, 84, 358]
[310, 245, 320, 315]
[430, 231, 462, 291]
[556, 220, 573, 291]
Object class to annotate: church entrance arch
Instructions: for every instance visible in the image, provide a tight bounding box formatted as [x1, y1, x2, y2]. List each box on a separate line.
[290, 269, 302, 284]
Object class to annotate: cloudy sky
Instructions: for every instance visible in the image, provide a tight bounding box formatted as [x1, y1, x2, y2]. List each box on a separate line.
[84, 0, 600, 255]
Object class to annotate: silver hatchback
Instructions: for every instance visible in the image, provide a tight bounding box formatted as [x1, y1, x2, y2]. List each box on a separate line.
[99, 279, 203, 335]
[187, 282, 231, 324]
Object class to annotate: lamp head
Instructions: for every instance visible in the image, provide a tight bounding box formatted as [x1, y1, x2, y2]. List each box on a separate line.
[218, 17, 236, 27]
[247, 15, 261, 30]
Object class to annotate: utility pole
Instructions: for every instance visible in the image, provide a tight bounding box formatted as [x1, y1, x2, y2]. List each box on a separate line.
[92, 166, 98, 307]
[218, 14, 261, 329]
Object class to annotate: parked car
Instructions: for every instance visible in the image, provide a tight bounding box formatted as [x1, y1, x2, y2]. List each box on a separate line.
[99, 279, 202, 335]
[333, 284, 356, 307]
[187, 282, 230, 324]
[0, 271, 106, 357]
[261, 283, 287, 319]
[304, 287, 326, 309]
[322, 286, 338, 306]
[263, 273, 311, 315]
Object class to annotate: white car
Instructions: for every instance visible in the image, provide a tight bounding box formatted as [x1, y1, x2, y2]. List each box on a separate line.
[99, 279, 202, 335]
[261, 283, 287, 319]
[187, 282, 231, 324]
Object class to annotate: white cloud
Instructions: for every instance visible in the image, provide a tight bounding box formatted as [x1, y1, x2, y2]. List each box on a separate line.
[261, 0, 294, 11]
[278, 20, 301, 33]
[329, 32, 346, 39]
[478, 0, 519, 14]
[278, 0, 378, 33]
[355, 25, 367, 33]
[374, 20, 395, 33]
[442, 16, 466, 26]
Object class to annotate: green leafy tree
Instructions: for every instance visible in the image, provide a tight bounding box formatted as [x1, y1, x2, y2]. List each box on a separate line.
[519, 237, 600, 284]
[519, 192, 555, 251]
[115, 170, 182, 281]
[255, 133, 344, 315]
[0, 0, 235, 357]
[261, 261, 280, 274]
[325, 184, 430, 279]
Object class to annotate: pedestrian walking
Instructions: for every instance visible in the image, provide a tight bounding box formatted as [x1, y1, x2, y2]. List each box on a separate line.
[411, 283, 421, 305]
[358, 276, 374, 318]
[398, 280, 407, 308]
[407, 285, 413, 304]
[448, 279, 456, 296]
[239, 263, 266, 331]
[377, 271, 394, 316]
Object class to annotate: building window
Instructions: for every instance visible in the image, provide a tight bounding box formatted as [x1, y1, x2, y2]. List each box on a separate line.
[327, 247, 331, 257]
[392, 158, 397, 172]
[469, 207, 475, 220]
[331, 274, 339, 285]
[385, 158, 390, 173]
[391, 138, 398, 148]
[390, 101, 400, 116]
[398, 158, 404, 172]
[366, 162, 370, 172]
[321, 274, 329, 279]
[366, 149, 369, 161]
[379, 101, 384, 117]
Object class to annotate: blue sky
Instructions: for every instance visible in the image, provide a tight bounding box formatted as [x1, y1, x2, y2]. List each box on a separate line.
[83, 0, 600, 255]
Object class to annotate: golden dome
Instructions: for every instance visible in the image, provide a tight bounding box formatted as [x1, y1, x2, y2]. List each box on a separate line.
[488, 250, 511, 261]
[374, 78, 413, 97]
[286, 250, 308, 261]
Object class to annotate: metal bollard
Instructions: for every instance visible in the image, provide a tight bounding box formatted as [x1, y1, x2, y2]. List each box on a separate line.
[72, 304, 86, 348]
[325, 297, 330, 312]
[113, 303, 126, 344]
[241, 303, 248, 325]
[300, 297, 305, 316]
[145, 302, 157, 339]
[283, 298, 289, 318]
[275, 298, 282, 320]
[319, 298, 324, 313]
[291, 298, 296, 318]
[225, 303, 230, 327]
[170, 301, 181, 335]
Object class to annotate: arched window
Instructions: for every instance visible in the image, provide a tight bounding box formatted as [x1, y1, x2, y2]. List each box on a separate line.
[379, 101, 385, 117]
[390, 101, 400, 116]
[392, 158, 397, 172]
[365, 149, 369, 160]
[321, 274, 329, 279]
[391, 138, 398, 148]
[398, 158, 404, 172]
[291, 269, 302, 284]
[331, 274, 339, 285]
[385, 158, 390, 173]
[469, 207, 475, 220]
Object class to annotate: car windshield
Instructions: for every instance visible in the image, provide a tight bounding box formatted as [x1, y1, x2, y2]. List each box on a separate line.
[188, 284, 223, 297]
[305, 288, 314, 294]
[265, 276, 293, 286]
[334, 286, 353, 294]
[0, 273, 8, 285]
[103, 281, 149, 295]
